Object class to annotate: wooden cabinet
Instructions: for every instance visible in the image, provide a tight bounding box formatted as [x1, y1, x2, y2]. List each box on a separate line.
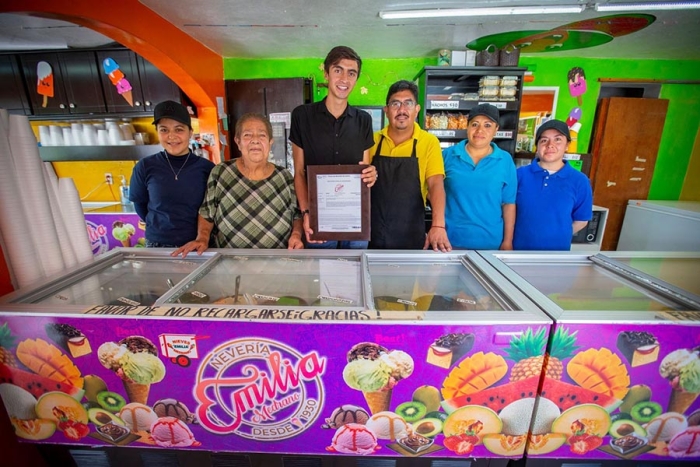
[96, 50, 182, 114]
[21, 51, 106, 116]
[0, 54, 32, 115]
[136, 55, 181, 113]
[10, 49, 183, 117]
[96, 50, 142, 114]
[225, 78, 312, 159]
[415, 66, 527, 156]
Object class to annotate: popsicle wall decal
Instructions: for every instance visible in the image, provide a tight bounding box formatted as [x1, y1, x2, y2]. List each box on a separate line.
[37, 61, 54, 108]
[103, 58, 134, 106]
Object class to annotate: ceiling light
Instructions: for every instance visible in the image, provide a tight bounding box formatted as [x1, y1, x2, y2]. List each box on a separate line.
[379, 6, 585, 20]
[595, 2, 700, 12]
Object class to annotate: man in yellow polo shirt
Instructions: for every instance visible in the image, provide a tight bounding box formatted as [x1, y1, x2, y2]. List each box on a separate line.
[369, 80, 451, 251]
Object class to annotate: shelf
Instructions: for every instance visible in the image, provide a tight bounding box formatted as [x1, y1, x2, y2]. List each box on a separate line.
[415, 66, 528, 81]
[427, 129, 514, 139]
[39, 144, 161, 162]
[426, 100, 519, 111]
[417, 66, 526, 157]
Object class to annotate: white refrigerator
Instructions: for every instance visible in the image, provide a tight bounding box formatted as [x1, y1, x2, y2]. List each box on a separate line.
[617, 199, 700, 251]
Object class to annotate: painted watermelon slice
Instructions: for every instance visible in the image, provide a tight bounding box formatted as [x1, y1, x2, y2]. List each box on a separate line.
[441, 376, 540, 414]
[0, 364, 84, 401]
[541, 378, 621, 412]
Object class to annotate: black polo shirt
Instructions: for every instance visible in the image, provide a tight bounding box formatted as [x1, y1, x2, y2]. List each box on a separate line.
[289, 98, 374, 169]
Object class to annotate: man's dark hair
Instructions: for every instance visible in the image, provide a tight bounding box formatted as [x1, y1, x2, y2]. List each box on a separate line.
[324, 46, 362, 76]
[386, 80, 419, 105]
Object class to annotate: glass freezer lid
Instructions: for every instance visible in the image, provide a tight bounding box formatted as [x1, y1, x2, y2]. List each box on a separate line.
[366, 257, 506, 312]
[25, 255, 209, 306]
[505, 260, 687, 312]
[607, 256, 700, 297]
[168, 254, 363, 307]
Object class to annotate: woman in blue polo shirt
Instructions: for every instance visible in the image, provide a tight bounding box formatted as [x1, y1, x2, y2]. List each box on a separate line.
[513, 119, 592, 250]
[442, 104, 517, 250]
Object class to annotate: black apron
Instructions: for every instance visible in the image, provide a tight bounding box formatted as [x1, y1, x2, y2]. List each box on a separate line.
[370, 136, 426, 249]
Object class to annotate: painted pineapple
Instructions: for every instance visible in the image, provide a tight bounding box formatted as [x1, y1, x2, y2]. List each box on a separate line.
[0, 322, 18, 367]
[506, 326, 579, 381]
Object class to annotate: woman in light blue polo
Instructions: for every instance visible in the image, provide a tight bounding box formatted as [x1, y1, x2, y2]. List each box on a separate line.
[442, 104, 517, 250]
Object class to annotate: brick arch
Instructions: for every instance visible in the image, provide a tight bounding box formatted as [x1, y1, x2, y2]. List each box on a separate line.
[0, 0, 226, 161]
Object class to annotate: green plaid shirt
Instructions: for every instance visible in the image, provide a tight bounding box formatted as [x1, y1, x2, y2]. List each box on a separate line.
[200, 161, 300, 248]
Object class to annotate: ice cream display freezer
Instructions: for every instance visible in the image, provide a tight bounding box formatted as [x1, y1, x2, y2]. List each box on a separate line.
[478, 251, 700, 463]
[0, 248, 554, 461]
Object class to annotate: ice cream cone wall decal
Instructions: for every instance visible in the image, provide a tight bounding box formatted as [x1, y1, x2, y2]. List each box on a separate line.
[37, 61, 54, 108]
[103, 58, 134, 106]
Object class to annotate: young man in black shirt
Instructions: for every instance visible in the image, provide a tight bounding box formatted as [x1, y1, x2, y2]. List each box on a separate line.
[289, 45, 377, 249]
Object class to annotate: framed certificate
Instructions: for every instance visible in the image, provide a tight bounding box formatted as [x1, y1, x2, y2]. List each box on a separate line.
[307, 165, 370, 241]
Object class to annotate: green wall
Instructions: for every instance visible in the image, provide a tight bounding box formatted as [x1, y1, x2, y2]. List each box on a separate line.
[224, 57, 434, 106]
[225, 56, 700, 200]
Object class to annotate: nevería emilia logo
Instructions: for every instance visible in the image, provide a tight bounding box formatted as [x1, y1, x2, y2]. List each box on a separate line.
[194, 338, 326, 440]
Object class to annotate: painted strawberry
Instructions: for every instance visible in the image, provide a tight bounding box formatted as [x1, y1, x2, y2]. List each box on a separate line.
[443, 433, 479, 455]
[54, 407, 90, 441]
[569, 433, 603, 455]
[58, 419, 90, 441]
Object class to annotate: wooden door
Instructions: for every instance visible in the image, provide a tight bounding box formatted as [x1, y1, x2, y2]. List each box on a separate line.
[590, 97, 669, 250]
[225, 78, 311, 158]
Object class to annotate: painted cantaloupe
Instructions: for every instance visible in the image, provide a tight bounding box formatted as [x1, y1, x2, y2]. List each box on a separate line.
[528, 433, 568, 455]
[12, 418, 56, 440]
[551, 403, 611, 438]
[36, 391, 88, 424]
[443, 405, 502, 443]
[482, 433, 527, 456]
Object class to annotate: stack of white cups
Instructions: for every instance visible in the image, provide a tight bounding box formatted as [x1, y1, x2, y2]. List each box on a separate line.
[106, 120, 122, 145]
[38, 125, 51, 146]
[96, 129, 109, 146]
[49, 125, 64, 146]
[62, 127, 73, 146]
[71, 123, 83, 146]
[83, 124, 97, 146]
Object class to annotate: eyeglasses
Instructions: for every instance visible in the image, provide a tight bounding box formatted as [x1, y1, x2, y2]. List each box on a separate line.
[388, 100, 416, 110]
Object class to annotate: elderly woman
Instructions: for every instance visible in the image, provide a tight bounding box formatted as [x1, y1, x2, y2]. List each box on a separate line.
[173, 113, 303, 255]
[442, 103, 517, 250]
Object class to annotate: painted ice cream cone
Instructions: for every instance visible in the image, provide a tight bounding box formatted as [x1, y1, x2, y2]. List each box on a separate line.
[669, 389, 699, 414]
[123, 380, 150, 405]
[660, 348, 700, 414]
[98, 336, 165, 407]
[113, 221, 135, 247]
[343, 342, 413, 415]
[103, 57, 135, 107]
[121, 90, 134, 107]
[363, 389, 392, 415]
